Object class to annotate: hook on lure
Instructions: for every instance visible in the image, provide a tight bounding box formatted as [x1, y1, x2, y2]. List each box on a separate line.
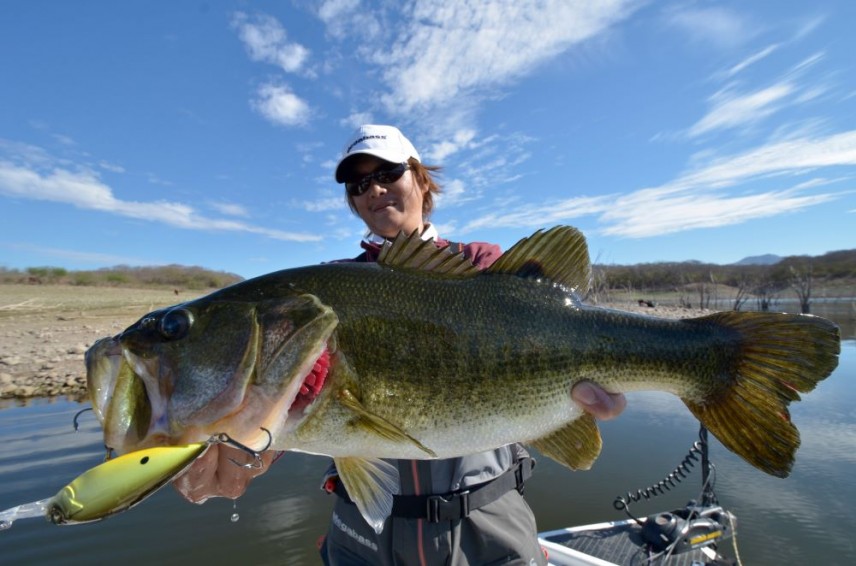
[71, 405, 271, 469]
[72, 407, 93, 432]
[212, 428, 273, 469]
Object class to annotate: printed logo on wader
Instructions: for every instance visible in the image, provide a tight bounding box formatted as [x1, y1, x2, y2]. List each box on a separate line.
[332, 511, 379, 552]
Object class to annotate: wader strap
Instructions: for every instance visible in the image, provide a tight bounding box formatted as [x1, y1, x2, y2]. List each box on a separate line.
[331, 458, 535, 523]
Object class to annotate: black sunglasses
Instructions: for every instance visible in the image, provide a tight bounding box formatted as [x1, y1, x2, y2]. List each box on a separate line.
[345, 162, 410, 197]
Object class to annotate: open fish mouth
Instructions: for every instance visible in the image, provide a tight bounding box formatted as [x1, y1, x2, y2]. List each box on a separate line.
[85, 296, 338, 455]
[87, 340, 332, 454]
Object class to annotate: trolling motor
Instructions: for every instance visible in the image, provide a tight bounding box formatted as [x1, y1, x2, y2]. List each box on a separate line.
[641, 503, 736, 553]
[615, 425, 737, 555]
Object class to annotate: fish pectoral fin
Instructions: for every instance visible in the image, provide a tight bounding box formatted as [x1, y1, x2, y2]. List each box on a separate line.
[530, 414, 602, 471]
[339, 389, 437, 457]
[335, 457, 400, 534]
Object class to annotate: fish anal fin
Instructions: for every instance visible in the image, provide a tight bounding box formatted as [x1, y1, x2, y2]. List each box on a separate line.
[531, 414, 602, 471]
[339, 389, 437, 457]
[335, 457, 399, 534]
[377, 229, 480, 277]
[486, 226, 591, 295]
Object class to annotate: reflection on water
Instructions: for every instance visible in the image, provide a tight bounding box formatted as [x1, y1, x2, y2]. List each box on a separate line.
[0, 341, 853, 563]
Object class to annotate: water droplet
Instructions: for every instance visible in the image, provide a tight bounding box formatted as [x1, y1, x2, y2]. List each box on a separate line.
[230, 512, 240, 523]
[230, 500, 239, 522]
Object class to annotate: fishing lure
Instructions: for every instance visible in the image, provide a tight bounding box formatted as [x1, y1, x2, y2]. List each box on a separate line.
[0, 430, 270, 530]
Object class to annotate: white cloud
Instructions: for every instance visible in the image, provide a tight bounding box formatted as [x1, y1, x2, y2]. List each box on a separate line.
[458, 131, 854, 237]
[317, 0, 360, 21]
[146, 172, 173, 186]
[51, 133, 76, 146]
[366, 0, 637, 114]
[340, 112, 374, 130]
[726, 44, 779, 77]
[460, 195, 612, 233]
[231, 12, 309, 73]
[0, 159, 321, 243]
[210, 202, 250, 217]
[435, 178, 471, 208]
[317, 0, 379, 40]
[688, 82, 795, 138]
[252, 83, 311, 127]
[426, 129, 477, 162]
[668, 131, 856, 190]
[794, 15, 825, 41]
[301, 196, 346, 213]
[98, 160, 125, 173]
[599, 188, 835, 238]
[663, 5, 756, 49]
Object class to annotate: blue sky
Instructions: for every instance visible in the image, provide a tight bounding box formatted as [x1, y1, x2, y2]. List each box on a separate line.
[1, 1, 854, 279]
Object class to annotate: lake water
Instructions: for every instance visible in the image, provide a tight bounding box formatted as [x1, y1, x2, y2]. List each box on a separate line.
[1, 313, 854, 565]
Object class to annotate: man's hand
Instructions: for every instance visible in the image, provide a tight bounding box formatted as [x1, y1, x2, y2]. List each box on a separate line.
[173, 444, 279, 503]
[572, 381, 627, 421]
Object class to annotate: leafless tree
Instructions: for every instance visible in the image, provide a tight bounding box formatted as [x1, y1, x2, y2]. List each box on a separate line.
[755, 284, 780, 312]
[732, 276, 752, 311]
[588, 263, 612, 305]
[790, 263, 813, 314]
[691, 270, 717, 310]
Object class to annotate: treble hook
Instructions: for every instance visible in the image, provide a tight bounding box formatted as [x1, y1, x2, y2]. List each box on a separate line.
[214, 428, 272, 469]
[72, 407, 93, 432]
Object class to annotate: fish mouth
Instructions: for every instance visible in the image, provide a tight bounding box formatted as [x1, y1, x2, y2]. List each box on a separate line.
[86, 335, 332, 454]
[85, 293, 339, 454]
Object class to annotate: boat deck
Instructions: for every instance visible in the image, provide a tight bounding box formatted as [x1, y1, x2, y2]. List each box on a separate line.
[538, 507, 736, 566]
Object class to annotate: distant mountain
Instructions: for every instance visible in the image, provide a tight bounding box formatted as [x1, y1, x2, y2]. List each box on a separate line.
[733, 254, 783, 266]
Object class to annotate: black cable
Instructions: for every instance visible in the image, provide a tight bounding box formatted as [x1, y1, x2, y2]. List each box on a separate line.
[613, 433, 708, 524]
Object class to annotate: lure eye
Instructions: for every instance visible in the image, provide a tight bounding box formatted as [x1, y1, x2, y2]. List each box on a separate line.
[158, 309, 193, 341]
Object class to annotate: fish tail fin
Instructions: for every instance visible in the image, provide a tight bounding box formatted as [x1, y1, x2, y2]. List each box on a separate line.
[682, 311, 839, 478]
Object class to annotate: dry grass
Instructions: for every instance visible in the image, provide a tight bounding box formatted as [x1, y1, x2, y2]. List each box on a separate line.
[0, 284, 203, 319]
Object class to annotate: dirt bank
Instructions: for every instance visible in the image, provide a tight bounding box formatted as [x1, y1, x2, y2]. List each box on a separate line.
[0, 285, 198, 400]
[0, 284, 709, 401]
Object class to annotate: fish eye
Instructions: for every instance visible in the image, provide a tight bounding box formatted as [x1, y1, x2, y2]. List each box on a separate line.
[158, 309, 193, 341]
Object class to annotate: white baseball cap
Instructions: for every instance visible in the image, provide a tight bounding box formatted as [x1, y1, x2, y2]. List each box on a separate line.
[334, 124, 421, 183]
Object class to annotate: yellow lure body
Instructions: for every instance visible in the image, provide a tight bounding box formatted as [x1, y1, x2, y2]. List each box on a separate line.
[48, 442, 209, 524]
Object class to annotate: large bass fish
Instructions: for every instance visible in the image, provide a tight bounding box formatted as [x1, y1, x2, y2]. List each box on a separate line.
[86, 226, 840, 531]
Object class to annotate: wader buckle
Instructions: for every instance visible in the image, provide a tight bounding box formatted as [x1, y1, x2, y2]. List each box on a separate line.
[426, 490, 470, 523]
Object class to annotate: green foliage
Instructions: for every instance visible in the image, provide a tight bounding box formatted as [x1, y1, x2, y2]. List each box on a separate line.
[595, 248, 855, 297]
[1, 264, 243, 289]
[1, 249, 852, 295]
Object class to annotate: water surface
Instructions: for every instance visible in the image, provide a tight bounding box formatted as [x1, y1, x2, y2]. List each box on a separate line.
[1, 317, 853, 565]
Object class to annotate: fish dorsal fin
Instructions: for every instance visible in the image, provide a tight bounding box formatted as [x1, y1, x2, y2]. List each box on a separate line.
[377, 230, 480, 277]
[485, 226, 591, 294]
[334, 456, 400, 533]
[530, 413, 602, 471]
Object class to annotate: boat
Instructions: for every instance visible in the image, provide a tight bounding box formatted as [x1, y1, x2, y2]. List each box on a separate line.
[538, 426, 740, 565]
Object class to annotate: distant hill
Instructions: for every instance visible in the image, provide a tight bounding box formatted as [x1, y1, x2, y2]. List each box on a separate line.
[0, 264, 244, 290]
[592, 248, 856, 298]
[733, 254, 782, 266]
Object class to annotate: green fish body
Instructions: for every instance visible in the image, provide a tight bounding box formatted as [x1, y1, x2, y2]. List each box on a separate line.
[87, 226, 840, 531]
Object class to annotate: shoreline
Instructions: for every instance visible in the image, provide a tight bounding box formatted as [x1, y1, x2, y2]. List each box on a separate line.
[0, 284, 712, 401]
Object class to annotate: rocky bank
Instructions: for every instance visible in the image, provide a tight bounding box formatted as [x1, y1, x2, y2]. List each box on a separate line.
[0, 285, 709, 401]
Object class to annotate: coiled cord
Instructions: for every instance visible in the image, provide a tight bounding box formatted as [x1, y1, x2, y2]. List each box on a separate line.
[613, 435, 713, 523]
